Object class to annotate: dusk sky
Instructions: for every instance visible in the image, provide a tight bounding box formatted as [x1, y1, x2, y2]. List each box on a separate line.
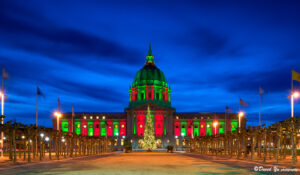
[1, 0, 300, 128]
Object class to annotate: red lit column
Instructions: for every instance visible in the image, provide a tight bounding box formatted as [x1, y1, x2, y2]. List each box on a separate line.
[213, 119, 219, 135]
[120, 119, 126, 136]
[107, 120, 113, 137]
[227, 119, 232, 132]
[187, 120, 193, 136]
[200, 119, 206, 136]
[155, 114, 163, 136]
[94, 120, 100, 137]
[81, 119, 87, 136]
[174, 119, 181, 136]
[68, 119, 72, 133]
[137, 112, 145, 136]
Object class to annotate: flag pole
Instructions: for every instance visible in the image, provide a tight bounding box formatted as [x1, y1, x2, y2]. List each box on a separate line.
[225, 107, 227, 135]
[291, 69, 293, 93]
[0, 66, 3, 157]
[36, 86, 38, 127]
[72, 105, 74, 133]
[259, 86, 261, 126]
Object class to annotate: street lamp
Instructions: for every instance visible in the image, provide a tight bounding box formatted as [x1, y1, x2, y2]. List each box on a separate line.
[40, 133, 44, 138]
[54, 112, 62, 131]
[213, 122, 218, 135]
[291, 91, 299, 118]
[45, 137, 49, 142]
[0, 91, 4, 157]
[290, 91, 299, 166]
[238, 112, 244, 129]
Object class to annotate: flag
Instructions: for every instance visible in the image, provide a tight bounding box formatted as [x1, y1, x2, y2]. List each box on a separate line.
[259, 86, 264, 96]
[292, 70, 300, 82]
[225, 106, 233, 113]
[37, 86, 44, 96]
[239, 97, 248, 107]
[2, 68, 9, 79]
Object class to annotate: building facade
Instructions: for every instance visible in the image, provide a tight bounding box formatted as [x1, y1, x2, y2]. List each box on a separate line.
[53, 45, 246, 149]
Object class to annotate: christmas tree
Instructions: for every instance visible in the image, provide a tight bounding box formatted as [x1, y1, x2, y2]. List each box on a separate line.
[142, 106, 157, 151]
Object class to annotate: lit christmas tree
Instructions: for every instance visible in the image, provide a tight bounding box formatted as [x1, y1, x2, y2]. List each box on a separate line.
[142, 106, 157, 151]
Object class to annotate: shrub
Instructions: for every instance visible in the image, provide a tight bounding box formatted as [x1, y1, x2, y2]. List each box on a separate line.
[166, 145, 174, 153]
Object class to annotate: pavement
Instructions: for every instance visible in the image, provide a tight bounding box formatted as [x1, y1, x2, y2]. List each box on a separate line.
[0, 152, 298, 175]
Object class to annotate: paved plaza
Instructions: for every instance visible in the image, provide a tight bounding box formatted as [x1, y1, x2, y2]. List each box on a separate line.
[0, 152, 272, 175]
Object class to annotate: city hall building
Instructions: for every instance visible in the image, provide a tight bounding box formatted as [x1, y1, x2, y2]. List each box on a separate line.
[53, 45, 246, 148]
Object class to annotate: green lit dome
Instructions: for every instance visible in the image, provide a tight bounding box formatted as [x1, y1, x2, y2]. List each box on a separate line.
[132, 44, 168, 87]
[128, 44, 171, 109]
[133, 64, 167, 85]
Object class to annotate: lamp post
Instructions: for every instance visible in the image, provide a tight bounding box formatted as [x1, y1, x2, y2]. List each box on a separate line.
[213, 122, 218, 135]
[290, 91, 299, 166]
[238, 112, 244, 129]
[54, 112, 62, 131]
[0, 91, 4, 157]
[291, 92, 299, 118]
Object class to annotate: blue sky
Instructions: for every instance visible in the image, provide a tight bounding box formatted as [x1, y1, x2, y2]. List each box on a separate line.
[0, 0, 300, 127]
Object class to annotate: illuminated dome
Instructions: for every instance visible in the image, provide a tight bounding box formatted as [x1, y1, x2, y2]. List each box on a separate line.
[128, 44, 171, 108]
[133, 51, 167, 87]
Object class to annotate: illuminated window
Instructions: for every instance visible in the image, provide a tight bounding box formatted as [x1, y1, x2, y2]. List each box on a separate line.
[96, 116, 99, 119]
[201, 125, 203, 128]
[183, 141, 185, 146]
[115, 125, 118, 128]
[121, 139, 124, 146]
[89, 124, 93, 128]
[102, 116, 106, 119]
[232, 124, 235, 128]
[140, 124, 143, 128]
[114, 139, 117, 146]
[83, 125, 87, 128]
[77, 124, 80, 128]
[83, 116, 86, 119]
[176, 116, 179, 119]
[90, 116, 93, 119]
[176, 139, 179, 146]
[64, 125, 68, 128]
[121, 125, 125, 128]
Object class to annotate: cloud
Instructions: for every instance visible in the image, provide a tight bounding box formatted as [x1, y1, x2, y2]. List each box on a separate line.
[0, 1, 143, 67]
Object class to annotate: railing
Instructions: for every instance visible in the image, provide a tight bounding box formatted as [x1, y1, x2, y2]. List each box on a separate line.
[0, 121, 114, 164]
[186, 118, 299, 166]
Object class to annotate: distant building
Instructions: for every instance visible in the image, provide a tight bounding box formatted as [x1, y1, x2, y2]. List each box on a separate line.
[53, 45, 246, 149]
